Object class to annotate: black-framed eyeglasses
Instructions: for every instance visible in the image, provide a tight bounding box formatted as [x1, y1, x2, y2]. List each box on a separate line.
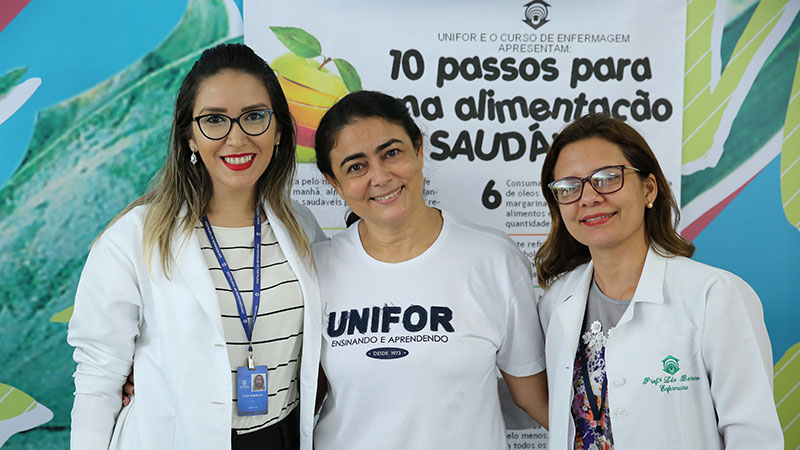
[193, 108, 273, 140]
[548, 165, 641, 205]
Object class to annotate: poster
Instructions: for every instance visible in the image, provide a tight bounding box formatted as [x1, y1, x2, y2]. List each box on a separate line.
[245, 0, 685, 265]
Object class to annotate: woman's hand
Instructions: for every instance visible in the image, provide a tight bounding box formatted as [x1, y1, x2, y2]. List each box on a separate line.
[316, 366, 328, 414]
[122, 371, 134, 406]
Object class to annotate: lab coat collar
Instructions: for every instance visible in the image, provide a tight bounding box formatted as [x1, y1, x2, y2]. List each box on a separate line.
[555, 260, 595, 356]
[629, 247, 667, 305]
[553, 247, 667, 342]
[608, 246, 667, 329]
[171, 204, 224, 342]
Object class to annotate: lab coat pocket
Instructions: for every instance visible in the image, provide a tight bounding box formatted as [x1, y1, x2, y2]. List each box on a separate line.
[645, 322, 703, 400]
[652, 316, 700, 370]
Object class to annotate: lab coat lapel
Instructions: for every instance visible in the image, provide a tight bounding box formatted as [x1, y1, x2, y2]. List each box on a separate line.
[172, 210, 225, 341]
[556, 261, 594, 357]
[615, 247, 666, 328]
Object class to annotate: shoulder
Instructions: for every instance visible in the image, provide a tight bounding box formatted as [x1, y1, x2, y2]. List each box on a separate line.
[539, 261, 591, 316]
[311, 225, 361, 279]
[662, 254, 756, 299]
[312, 224, 356, 259]
[442, 211, 532, 274]
[85, 204, 151, 270]
[289, 200, 317, 229]
[279, 200, 326, 245]
[289, 200, 320, 229]
[442, 211, 520, 255]
[97, 205, 148, 247]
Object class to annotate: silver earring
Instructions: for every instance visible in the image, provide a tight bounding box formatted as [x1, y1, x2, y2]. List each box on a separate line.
[274, 141, 280, 151]
[190, 152, 197, 165]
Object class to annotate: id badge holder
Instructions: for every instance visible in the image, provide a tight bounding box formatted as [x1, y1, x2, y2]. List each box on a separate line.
[236, 355, 268, 416]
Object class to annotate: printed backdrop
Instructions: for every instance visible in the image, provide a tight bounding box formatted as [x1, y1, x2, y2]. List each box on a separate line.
[245, 1, 685, 445]
[0, 0, 797, 448]
[245, 0, 685, 253]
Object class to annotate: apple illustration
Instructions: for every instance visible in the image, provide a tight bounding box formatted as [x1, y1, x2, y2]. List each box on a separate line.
[272, 53, 347, 109]
[271, 53, 348, 163]
[269, 26, 362, 163]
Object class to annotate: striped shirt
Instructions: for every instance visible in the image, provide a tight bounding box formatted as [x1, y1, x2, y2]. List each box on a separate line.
[198, 221, 303, 434]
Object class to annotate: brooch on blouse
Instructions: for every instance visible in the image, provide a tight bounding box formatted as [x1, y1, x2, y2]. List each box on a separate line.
[581, 320, 616, 352]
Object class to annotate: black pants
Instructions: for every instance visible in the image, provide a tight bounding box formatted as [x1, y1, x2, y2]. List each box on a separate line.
[231, 408, 300, 450]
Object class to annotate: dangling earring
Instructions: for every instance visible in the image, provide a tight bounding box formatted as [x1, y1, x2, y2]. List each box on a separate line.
[274, 141, 280, 152]
[190, 152, 198, 166]
[646, 202, 654, 209]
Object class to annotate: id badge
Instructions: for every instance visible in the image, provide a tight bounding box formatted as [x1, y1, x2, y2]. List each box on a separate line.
[236, 365, 268, 416]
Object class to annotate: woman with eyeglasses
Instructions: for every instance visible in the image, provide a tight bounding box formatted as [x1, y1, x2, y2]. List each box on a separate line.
[68, 43, 326, 450]
[535, 114, 782, 450]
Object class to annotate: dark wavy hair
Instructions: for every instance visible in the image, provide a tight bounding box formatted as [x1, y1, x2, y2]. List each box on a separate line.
[314, 90, 423, 226]
[535, 113, 694, 288]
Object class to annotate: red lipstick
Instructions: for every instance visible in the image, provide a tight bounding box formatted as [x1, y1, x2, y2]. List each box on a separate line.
[580, 212, 616, 227]
[220, 153, 255, 171]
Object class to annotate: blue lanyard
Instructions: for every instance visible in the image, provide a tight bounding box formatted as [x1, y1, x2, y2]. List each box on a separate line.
[201, 207, 262, 368]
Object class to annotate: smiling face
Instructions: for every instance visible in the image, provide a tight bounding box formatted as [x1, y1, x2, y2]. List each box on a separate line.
[324, 117, 426, 229]
[553, 136, 657, 255]
[188, 70, 280, 200]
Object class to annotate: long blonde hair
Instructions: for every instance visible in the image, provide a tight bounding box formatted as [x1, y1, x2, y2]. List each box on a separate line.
[107, 43, 310, 276]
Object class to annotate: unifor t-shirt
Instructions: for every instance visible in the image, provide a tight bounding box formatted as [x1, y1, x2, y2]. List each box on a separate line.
[197, 221, 303, 434]
[312, 211, 546, 450]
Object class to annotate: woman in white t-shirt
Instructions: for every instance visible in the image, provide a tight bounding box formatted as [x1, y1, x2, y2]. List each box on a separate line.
[309, 90, 548, 449]
[535, 114, 782, 450]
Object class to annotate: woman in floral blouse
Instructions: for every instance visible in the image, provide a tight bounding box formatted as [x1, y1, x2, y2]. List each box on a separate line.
[534, 114, 782, 450]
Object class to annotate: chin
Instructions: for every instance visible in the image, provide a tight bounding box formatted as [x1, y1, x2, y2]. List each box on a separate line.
[369, 210, 412, 227]
[225, 178, 261, 192]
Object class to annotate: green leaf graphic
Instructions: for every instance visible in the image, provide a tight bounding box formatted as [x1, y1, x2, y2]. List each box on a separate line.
[781, 47, 800, 230]
[50, 305, 74, 323]
[269, 26, 322, 58]
[0, 383, 53, 445]
[0, 383, 37, 421]
[774, 342, 800, 448]
[0, 67, 28, 97]
[682, 2, 800, 205]
[682, 0, 792, 167]
[333, 58, 362, 93]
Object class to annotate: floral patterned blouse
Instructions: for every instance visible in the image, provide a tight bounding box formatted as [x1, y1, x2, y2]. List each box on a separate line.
[571, 280, 630, 450]
[572, 320, 615, 450]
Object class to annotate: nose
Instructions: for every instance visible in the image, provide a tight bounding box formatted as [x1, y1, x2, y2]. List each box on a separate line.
[370, 161, 392, 186]
[579, 179, 603, 206]
[225, 120, 248, 147]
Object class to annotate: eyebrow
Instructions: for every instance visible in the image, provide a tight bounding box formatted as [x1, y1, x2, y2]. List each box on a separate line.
[197, 104, 270, 115]
[338, 138, 404, 169]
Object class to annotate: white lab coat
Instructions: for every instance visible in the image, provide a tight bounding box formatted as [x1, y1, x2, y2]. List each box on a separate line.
[68, 201, 326, 450]
[538, 248, 783, 449]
